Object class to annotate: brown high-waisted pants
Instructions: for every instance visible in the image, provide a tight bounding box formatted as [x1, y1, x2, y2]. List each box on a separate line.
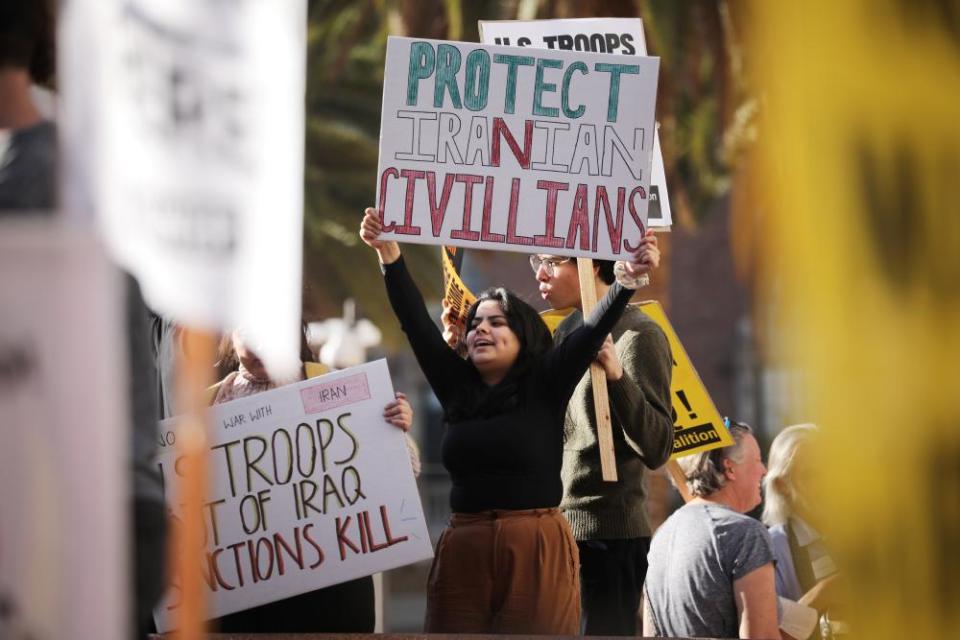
[424, 507, 581, 635]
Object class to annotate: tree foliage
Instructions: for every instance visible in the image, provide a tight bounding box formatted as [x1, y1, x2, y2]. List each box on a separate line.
[302, 0, 752, 340]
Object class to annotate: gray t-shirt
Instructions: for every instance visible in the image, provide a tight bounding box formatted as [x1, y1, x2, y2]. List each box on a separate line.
[645, 501, 777, 639]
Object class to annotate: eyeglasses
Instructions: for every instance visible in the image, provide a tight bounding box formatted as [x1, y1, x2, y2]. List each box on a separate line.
[529, 255, 572, 276]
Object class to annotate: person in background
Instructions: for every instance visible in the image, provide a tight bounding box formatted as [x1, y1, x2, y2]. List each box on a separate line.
[209, 325, 318, 404]
[532, 244, 673, 636]
[1, 3, 167, 638]
[643, 421, 782, 639]
[763, 423, 841, 638]
[360, 207, 655, 635]
[210, 325, 416, 633]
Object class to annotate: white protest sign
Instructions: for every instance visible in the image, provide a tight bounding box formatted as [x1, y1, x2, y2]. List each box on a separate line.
[479, 18, 672, 229]
[153, 359, 432, 631]
[480, 17, 646, 54]
[60, 0, 307, 378]
[376, 37, 660, 260]
[0, 222, 128, 640]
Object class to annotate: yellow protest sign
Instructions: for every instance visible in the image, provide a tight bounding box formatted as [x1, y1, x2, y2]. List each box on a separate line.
[541, 302, 732, 459]
[638, 301, 732, 459]
[441, 246, 475, 336]
[540, 307, 574, 334]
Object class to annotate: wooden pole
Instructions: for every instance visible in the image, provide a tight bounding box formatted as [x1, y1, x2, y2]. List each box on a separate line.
[577, 258, 618, 482]
[665, 459, 693, 503]
[172, 329, 217, 639]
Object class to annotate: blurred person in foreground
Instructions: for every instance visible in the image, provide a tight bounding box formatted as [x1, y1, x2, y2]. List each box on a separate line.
[210, 326, 418, 633]
[764, 423, 842, 637]
[0, 2, 167, 638]
[643, 421, 782, 639]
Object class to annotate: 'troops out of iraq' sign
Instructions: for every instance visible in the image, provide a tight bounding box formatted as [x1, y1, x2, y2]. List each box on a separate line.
[153, 360, 432, 631]
[376, 37, 660, 261]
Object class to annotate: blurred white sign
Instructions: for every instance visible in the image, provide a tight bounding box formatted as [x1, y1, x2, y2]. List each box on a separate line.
[479, 18, 673, 229]
[60, 0, 307, 378]
[153, 359, 432, 631]
[0, 222, 128, 640]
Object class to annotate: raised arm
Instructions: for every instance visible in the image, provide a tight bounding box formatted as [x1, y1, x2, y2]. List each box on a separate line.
[360, 208, 469, 404]
[545, 233, 659, 396]
[545, 280, 634, 396]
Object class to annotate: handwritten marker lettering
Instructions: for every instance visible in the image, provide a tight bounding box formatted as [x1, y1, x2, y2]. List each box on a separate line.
[300, 373, 371, 414]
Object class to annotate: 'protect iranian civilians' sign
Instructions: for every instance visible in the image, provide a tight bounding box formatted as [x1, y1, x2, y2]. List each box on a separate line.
[479, 18, 673, 229]
[376, 37, 660, 260]
[153, 360, 432, 631]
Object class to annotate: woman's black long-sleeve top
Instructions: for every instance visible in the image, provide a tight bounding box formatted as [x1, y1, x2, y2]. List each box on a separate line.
[383, 257, 633, 513]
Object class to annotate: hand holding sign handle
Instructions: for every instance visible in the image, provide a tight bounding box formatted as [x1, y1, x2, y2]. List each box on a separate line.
[583, 229, 659, 482]
[595, 335, 624, 380]
[622, 229, 660, 279]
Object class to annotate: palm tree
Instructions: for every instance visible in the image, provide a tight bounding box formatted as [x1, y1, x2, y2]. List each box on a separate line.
[302, 0, 753, 341]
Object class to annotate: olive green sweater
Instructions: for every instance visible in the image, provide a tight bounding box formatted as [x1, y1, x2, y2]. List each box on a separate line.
[556, 304, 674, 540]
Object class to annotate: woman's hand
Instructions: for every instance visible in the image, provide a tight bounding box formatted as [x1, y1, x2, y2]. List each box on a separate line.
[360, 207, 401, 264]
[440, 300, 461, 348]
[623, 229, 660, 278]
[595, 334, 623, 381]
[383, 391, 413, 432]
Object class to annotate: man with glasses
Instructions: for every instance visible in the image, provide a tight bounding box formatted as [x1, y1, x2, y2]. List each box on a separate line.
[531, 231, 674, 636]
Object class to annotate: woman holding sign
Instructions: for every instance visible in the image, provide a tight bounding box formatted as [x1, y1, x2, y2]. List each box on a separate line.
[210, 326, 416, 634]
[359, 207, 655, 634]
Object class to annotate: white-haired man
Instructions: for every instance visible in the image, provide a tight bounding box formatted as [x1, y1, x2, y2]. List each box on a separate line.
[643, 421, 781, 639]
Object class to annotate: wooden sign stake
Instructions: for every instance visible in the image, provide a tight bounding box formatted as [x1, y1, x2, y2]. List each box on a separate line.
[173, 328, 217, 639]
[577, 258, 618, 482]
[665, 459, 693, 503]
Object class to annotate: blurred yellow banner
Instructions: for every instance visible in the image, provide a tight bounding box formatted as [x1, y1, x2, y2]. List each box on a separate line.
[751, 1, 960, 637]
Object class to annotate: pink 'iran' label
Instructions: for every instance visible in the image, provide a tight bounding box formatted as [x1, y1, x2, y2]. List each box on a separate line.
[300, 373, 371, 414]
